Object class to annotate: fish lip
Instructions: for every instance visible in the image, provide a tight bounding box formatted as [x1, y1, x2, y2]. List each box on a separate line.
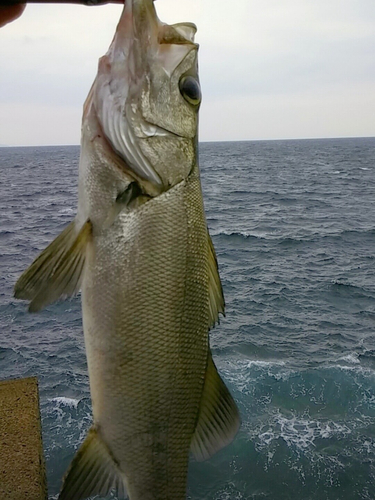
[117, 0, 159, 42]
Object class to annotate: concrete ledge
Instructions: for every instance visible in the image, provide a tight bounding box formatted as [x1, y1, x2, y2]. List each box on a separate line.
[0, 377, 47, 500]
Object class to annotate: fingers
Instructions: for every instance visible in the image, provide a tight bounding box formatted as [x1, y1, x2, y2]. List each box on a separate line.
[0, 3, 26, 27]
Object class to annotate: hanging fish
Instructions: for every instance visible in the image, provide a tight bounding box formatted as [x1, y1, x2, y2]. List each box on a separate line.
[14, 1, 240, 498]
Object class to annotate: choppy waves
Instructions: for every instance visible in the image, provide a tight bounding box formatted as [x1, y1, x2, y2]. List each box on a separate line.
[1, 139, 375, 499]
[188, 355, 375, 499]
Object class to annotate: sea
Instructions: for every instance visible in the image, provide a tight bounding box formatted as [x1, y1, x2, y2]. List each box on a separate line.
[1, 137, 375, 500]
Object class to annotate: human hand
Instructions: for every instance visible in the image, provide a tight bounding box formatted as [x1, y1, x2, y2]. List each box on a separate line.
[0, 0, 132, 28]
[0, 3, 26, 27]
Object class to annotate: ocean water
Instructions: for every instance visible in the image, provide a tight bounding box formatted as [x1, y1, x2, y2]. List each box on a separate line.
[1, 137, 375, 499]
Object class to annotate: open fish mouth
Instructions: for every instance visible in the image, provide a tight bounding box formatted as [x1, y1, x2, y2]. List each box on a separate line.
[92, 0, 165, 186]
[90, 0, 200, 188]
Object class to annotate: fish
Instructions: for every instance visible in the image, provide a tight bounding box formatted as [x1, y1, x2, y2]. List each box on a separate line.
[14, 0, 240, 499]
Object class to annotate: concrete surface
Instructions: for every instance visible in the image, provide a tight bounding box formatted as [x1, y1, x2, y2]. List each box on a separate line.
[0, 377, 47, 500]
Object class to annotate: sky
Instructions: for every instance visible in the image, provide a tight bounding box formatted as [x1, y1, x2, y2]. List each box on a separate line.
[0, 0, 374, 146]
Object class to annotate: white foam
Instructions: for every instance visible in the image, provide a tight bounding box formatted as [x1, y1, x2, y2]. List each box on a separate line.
[220, 358, 286, 372]
[256, 412, 351, 452]
[209, 228, 267, 239]
[212, 484, 244, 500]
[217, 357, 294, 395]
[246, 360, 286, 368]
[324, 362, 375, 377]
[337, 352, 360, 364]
[49, 396, 80, 409]
[362, 440, 375, 454]
[58, 207, 75, 216]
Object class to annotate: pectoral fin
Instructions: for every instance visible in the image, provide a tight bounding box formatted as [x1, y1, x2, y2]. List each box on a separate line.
[14, 219, 92, 312]
[208, 233, 225, 328]
[103, 181, 146, 229]
[59, 426, 127, 500]
[191, 352, 240, 461]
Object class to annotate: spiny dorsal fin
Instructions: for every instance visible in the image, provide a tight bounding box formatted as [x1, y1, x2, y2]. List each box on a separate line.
[191, 351, 240, 461]
[14, 219, 92, 312]
[208, 233, 225, 329]
[59, 426, 127, 500]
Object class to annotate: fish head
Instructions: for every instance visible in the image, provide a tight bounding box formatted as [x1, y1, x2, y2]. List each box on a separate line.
[92, 0, 201, 190]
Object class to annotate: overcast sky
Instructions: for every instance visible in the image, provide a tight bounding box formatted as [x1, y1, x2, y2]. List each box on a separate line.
[0, 0, 374, 146]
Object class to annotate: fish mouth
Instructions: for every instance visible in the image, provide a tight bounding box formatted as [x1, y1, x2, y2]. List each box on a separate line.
[115, 0, 160, 51]
[93, 0, 198, 188]
[94, 0, 164, 187]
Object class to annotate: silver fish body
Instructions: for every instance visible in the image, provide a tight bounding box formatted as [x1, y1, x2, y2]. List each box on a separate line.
[84, 167, 208, 500]
[14, 1, 240, 499]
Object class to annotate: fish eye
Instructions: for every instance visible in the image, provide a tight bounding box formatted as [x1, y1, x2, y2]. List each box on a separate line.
[179, 76, 201, 106]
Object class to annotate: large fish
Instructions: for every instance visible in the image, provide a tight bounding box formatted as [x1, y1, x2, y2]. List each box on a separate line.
[14, 0, 240, 499]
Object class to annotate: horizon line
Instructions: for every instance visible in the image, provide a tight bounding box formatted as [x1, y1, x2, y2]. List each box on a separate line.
[1, 135, 374, 148]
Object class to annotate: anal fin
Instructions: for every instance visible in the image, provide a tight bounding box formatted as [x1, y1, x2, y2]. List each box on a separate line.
[191, 351, 240, 461]
[14, 219, 92, 312]
[59, 426, 127, 500]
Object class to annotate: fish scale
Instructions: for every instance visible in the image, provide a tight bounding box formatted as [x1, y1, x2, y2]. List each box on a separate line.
[82, 169, 209, 499]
